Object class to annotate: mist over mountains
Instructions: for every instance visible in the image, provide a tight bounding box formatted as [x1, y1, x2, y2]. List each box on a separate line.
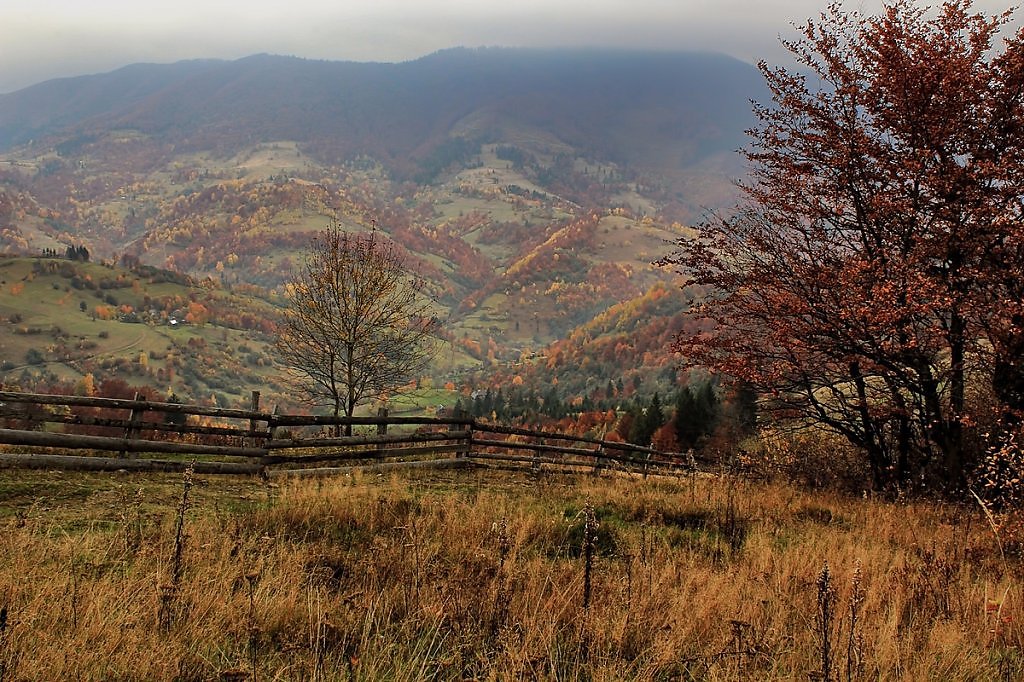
[0, 48, 764, 186]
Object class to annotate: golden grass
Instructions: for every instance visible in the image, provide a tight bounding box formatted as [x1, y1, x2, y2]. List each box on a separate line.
[0, 468, 1021, 680]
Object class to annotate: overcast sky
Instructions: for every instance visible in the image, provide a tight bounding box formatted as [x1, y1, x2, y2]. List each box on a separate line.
[2, 0, 1019, 93]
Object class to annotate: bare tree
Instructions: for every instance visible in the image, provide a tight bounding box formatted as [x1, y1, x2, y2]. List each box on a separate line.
[275, 221, 438, 434]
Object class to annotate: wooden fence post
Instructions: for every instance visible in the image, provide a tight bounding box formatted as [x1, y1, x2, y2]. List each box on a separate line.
[530, 436, 542, 479]
[121, 391, 144, 459]
[449, 406, 470, 458]
[260, 404, 279, 468]
[592, 443, 604, 477]
[377, 407, 388, 461]
[248, 391, 260, 449]
[268, 405, 279, 441]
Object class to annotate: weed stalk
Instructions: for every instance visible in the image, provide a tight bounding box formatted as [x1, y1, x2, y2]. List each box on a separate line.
[814, 562, 837, 682]
[159, 462, 194, 630]
[846, 561, 865, 681]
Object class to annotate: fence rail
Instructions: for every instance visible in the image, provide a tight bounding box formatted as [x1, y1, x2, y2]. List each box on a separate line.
[0, 391, 703, 477]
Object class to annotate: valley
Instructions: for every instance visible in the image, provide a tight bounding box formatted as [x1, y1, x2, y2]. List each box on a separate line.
[0, 49, 751, 414]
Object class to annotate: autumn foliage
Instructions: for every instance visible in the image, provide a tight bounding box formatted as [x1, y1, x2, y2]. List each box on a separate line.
[665, 1, 1024, 491]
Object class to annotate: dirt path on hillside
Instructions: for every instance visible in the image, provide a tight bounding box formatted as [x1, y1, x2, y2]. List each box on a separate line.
[1, 331, 146, 378]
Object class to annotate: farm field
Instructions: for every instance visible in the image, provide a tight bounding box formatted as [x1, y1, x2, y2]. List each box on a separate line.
[0, 467, 1020, 680]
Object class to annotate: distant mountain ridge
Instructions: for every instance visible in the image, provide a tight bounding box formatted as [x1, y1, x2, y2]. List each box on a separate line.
[0, 49, 764, 181]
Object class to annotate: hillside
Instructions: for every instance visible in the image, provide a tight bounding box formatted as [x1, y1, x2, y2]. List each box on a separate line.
[0, 49, 763, 406]
[0, 255, 291, 407]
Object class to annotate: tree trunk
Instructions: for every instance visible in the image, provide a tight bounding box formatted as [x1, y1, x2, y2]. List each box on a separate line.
[344, 398, 355, 437]
[993, 314, 1024, 423]
[851, 362, 887, 490]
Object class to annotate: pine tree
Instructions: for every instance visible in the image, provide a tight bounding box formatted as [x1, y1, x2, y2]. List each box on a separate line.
[645, 393, 665, 442]
[674, 387, 699, 449]
[674, 382, 721, 450]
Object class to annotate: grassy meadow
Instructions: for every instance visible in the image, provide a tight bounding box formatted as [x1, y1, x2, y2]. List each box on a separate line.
[0, 256, 282, 398]
[0, 466, 1020, 680]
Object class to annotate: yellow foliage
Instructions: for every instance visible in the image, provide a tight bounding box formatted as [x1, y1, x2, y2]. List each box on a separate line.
[76, 373, 96, 396]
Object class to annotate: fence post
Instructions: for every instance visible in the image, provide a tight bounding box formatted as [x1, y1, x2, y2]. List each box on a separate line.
[122, 391, 144, 459]
[248, 391, 260, 449]
[592, 442, 604, 477]
[643, 451, 651, 480]
[260, 404, 279, 468]
[268, 405, 279, 440]
[377, 407, 388, 461]
[249, 390, 260, 426]
[449, 406, 470, 458]
[530, 436, 542, 479]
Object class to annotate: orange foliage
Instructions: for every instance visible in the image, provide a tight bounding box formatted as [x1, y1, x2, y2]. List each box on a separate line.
[651, 424, 679, 452]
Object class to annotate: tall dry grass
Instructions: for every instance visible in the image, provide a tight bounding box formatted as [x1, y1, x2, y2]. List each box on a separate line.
[0, 468, 1020, 680]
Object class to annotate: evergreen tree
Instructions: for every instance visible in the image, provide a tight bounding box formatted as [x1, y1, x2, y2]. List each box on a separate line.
[674, 387, 698, 448]
[694, 382, 719, 436]
[626, 402, 646, 445]
[626, 394, 666, 446]
[526, 389, 539, 414]
[645, 392, 665, 442]
[494, 388, 506, 419]
[543, 386, 563, 419]
[164, 392, 186, 426]
[728, 381, 757, 437]
[674, 382, 721, 450]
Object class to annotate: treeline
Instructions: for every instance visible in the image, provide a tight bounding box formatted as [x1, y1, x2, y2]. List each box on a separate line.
[38, 245, 91, 261]
[455, 380, 756, 453]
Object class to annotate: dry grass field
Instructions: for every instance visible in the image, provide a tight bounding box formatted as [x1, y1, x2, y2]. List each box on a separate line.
[0, 466, 1020, 680]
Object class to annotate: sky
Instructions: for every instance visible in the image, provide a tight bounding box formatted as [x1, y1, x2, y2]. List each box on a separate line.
[2, 0, 1020, 93]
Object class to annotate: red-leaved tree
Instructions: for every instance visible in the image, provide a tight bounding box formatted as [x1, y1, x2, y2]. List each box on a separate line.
[663, 1, 1024, 491]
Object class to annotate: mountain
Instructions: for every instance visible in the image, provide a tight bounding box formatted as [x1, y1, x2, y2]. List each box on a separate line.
[0, 49, 762, 189]
[0, 49, 766, 407]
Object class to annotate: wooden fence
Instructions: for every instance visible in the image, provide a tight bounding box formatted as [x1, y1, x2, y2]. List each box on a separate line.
[0, 390, 701, 478]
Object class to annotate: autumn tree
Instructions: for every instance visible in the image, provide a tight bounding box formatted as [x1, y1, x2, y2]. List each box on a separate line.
[663, 1, 1024, 491]
[275, 221, 439, 434]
